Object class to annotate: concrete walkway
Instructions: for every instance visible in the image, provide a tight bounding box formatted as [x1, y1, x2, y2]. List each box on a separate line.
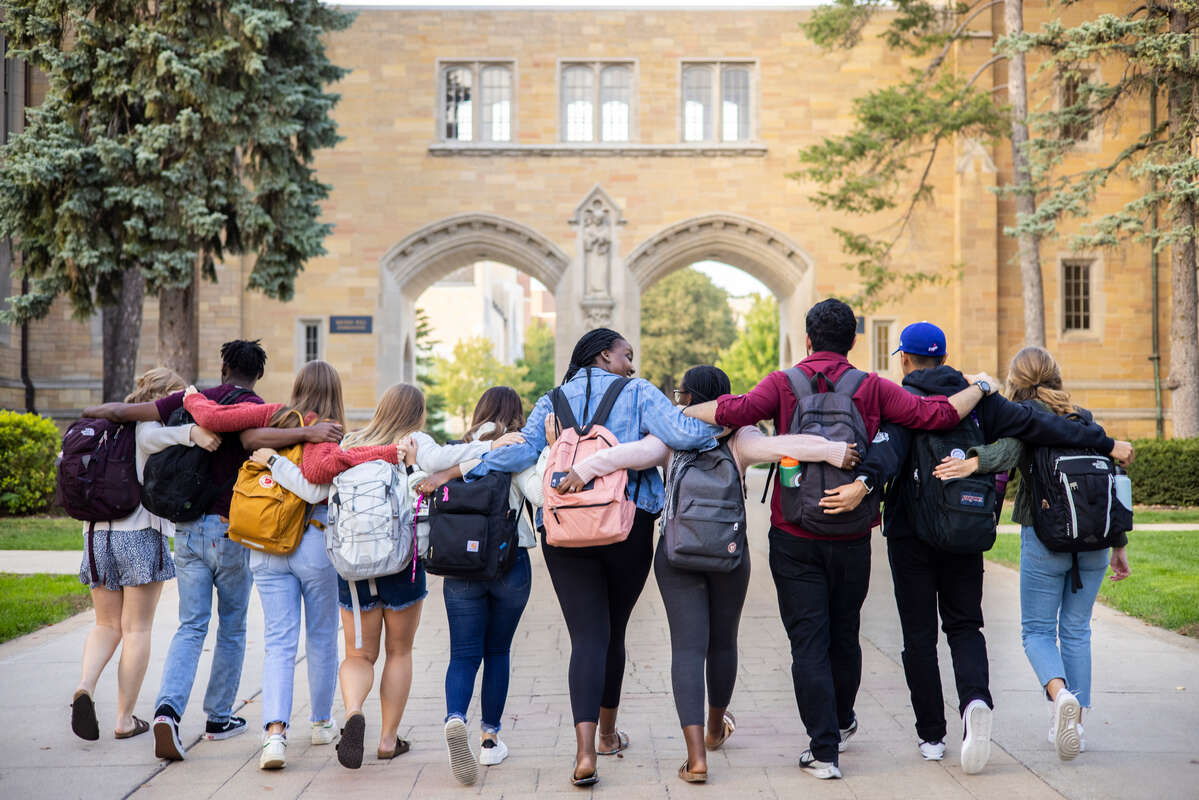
[1, 470, 1196, 799]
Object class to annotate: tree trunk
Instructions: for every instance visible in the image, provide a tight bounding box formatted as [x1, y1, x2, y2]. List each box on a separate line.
[101, 267, 145, 401]
[1005, 0, 1046, 348]
[158, 258, 199, 383]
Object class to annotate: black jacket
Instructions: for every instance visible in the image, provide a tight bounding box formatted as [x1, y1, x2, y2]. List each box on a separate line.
[857, 366, 1116, 539]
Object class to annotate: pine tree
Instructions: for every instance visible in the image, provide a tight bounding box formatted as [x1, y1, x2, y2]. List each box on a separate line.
[414, 307, 449, 442]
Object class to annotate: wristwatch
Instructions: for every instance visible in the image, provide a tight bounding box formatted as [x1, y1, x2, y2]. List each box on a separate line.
[267, 454, 278, 469]
[973, 379, 992, 395]
[854, 475, 873, 493]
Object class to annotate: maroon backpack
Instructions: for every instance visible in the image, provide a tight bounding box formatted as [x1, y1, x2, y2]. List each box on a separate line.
[57, 418, 141, 522]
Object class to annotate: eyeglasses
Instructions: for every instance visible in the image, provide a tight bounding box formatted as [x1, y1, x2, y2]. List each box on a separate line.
[673, 388, 688, 403]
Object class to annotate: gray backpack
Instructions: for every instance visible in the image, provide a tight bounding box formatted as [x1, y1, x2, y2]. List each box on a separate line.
[662, 441, 746, 572]
[776, 367, 878, 536]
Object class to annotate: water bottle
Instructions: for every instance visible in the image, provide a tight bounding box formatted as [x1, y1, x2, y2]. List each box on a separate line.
[1114, 470, 1133, 512]
[779, 457, 803, 488]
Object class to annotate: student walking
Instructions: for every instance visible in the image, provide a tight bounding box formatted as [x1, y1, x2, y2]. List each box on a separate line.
[69, 368, 220, 742]
[462, 329, 721, 787]
[931, 346, 1133, 762]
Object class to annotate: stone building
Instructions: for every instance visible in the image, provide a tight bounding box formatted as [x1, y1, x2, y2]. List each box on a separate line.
[0, 4, 1168, 437]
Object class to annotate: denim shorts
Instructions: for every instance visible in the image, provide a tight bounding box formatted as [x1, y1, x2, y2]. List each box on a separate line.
[337, 559, 427, 612]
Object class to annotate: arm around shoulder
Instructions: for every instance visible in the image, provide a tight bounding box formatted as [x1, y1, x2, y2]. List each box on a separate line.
[967, 437, 1024, 474]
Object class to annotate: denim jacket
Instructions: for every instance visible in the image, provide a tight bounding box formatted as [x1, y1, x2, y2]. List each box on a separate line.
[465, 367, 720, 514]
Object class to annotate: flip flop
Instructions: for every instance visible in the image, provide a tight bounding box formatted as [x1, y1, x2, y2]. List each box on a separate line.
[706, 711, 737, 751]
[115, 716, 150, 740]
[336, 712, 365, 769]
[596, 729, 629, 756]
[71, 690, 100, 741]
[377, 738, 411, 760]
[678, 760, 708, 783]
[571, 765, 599, 787]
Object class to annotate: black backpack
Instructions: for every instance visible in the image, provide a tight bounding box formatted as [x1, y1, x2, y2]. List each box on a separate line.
[424, 469, 518, 581]
[901, 388, 997, 553]
[57, 418, 141, 522]
[1026, 407, 1132, 587]
[662, 440, 746, 573]
[141, 387, 251, 522]
[775, 367, 877, 536]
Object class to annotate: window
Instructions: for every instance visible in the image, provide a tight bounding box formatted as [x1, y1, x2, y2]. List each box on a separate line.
[440, 62, 514, 143]
[1059, 69, 1096, 142]
[871, 320, 893, 373]
[560, 62, 635, 142]
[1062, 259, 1092, 332]
[297, 319, 323, 368]
[681, 61, 755, 143]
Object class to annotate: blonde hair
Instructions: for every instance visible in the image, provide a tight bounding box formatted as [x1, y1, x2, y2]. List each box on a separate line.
[1005, 346, 1076, 416]
[269, 360, 346, 428]
[343, 383, 426, 447]
[125, 368, 186, 403]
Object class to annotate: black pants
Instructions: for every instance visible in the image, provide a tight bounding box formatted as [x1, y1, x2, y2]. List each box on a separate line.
[887, 535, 993, 743]
[542, 509, 655, 725]
[768, 528, 871, 764]
[654, 536, 751, 728]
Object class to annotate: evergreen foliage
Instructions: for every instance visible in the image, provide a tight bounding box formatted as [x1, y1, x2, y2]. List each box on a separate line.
[717, 294, 780, 394]
[414, 307, 448, 443]
[640, 267, 736, 393]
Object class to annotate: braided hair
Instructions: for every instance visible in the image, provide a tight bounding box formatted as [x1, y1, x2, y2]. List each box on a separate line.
[563, 328, 625, 383]
[680, 365, 731, 405]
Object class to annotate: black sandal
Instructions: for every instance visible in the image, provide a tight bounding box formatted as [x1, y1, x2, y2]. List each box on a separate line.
[596, 729, 629, 756]
[571, 765, 599, 787]
[377, 738, 410, 760]
[115, 716, 150, 739]
[71, 690, 100, 741]
[336, 712, 365, 769]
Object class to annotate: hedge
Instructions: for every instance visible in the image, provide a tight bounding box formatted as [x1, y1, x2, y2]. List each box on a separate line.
[0, 410, 59, 514]
[1125, 437, 1199, 507]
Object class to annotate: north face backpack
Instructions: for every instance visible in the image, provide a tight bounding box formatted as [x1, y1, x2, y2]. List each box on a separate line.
[901, 388, 997, 554]
[777, 367, 878, 536]
[57, 418, 141, 522]
[141, 387, 251, 522]
[662, 440, 746, 572]
[424, 469, 518, 580]
[227, 412, 311, 556]
[541, 374, 637, 547]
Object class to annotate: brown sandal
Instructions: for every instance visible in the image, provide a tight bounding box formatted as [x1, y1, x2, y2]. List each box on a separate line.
[377, 738, 410, 760]
[115, 716, 150, 739]
[706, 711, 736, 751]
[679, 760, 708, 783]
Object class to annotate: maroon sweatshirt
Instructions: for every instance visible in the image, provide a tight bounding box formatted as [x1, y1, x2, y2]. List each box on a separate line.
[714, 351, 963, 540]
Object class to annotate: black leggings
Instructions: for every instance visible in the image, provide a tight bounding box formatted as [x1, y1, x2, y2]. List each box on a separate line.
[654, 536, 751, 728]
[542, 509, 655, 725]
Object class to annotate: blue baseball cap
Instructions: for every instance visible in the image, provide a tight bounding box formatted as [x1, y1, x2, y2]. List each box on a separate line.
[892, 321, 947, 357]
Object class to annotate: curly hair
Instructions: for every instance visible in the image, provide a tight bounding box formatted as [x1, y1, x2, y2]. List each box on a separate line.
[805, 299, 857, 355]
[220, 339, 267, 381]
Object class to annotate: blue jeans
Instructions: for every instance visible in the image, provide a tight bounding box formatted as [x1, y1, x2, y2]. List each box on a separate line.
[156, 515, 253, 723]
[251, 509, 339, 730]
[1019, 527, 1109, 707]
[444, 548, 532, 732]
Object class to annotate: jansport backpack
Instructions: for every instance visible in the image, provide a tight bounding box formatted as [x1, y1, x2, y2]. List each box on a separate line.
[1027, 408, 1133, 589]
[541, 374, 637, 547]
[662, 440, 746, 572]
[226, 412, 311, 556]
[777, 367, 877, 536]
[57, 418, 141, 522]
[424, 469, 517, 580]
[141, 387, 252, 522]
[901, 388, 997, 553]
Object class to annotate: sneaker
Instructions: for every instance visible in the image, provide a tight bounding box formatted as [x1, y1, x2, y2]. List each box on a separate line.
[960, 699, 992, 775]
[153, 715, 185, 761]
[311, 720, 336, 745]
[1078, 722, 1086, 753]
[838, 718, 858, 753]
[798, 749, 842, 780]
[479, 735, 508, 766]
[1051, 690, 1082, 761]
[445, 717, 478, 785]
[204, 716, 248, 741]
[919, 739, 946, 761]
[260, 733, 286, 770]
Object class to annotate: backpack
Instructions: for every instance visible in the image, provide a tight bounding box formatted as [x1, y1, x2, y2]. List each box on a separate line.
[541, 375, 637, 547]
[141, 387, 252, 522]
[776, 367, 878, 536]
[424, 469, 518, 580]
[901, 387, 997, 553]
[226, 411, 311, 556]
[662, 440, 746, 572]
[1026, 408, 1133, 588]
[57, 418, 141, 522]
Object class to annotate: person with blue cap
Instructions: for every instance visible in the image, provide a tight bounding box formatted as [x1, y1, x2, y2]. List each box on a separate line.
[818, 321, 1133, 775]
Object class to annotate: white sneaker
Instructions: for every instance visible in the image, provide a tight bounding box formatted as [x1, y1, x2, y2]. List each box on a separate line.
[260, 733, 287, 770]
[919, 739, 946, 761]
[479, 735, 508, 766]
[1078, 722, 1086, 753]
[445, 718, 478, 785]
[1050, 690, 1082, 761]
[1054, 719, 1088, 752]
[311, 720, 336, 745]
[960, 699, 992, 775]
[837, 718, 858, 753]
[798, 749, 842, 779]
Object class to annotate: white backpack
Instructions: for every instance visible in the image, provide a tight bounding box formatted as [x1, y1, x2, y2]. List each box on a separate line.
[327, 460, 416, 647]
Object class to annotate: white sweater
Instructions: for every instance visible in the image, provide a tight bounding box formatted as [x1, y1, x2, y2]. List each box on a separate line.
[82, 421, 196, 536]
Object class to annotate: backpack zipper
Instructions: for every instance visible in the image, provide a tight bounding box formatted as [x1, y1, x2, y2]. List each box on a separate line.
[1103, 474, 1113, 540]
[1060, 472, 1080, 539]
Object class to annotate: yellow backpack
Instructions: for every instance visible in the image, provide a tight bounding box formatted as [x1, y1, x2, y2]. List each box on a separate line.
[228, 411, 312, 556]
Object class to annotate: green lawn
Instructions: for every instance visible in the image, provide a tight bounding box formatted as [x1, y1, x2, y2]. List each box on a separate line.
[0, 573, 92, 643]
[986, 530, 1199, 635]
[0, 516, 82, 550]
[996, 506, 1199, 526]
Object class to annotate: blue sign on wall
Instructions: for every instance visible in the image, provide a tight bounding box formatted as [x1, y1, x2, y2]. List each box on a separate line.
[329, 315, 373, 334]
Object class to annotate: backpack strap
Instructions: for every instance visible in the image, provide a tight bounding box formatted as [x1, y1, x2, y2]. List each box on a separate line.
[588, 376, 631, 429]
[219, 386, 253, 405]
[761, 461, 776, 504]
[349, 580, 363, 650]
[833, 368, 870, 398]
[551, 387, 581, 434]
[783, 366, 814, 402]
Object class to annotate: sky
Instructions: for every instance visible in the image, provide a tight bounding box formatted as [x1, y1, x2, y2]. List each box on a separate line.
[691, 261, 771, 297]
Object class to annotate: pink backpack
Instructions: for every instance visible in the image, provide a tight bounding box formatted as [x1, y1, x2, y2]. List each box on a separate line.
[542, 376, 637, 547]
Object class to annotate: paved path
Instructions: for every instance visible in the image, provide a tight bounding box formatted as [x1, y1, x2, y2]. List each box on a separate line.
[1, 470, 1196, 799]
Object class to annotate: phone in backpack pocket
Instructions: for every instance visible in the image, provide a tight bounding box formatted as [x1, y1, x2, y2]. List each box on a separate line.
[549, 471, 595, 491]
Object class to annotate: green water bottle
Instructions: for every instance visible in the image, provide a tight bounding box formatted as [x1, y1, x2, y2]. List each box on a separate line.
[779, 457, 803, 488]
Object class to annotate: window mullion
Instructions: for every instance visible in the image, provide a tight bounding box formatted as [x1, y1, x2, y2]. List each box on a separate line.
[711, 65, 720, 142]
[594, 63, 601, 142]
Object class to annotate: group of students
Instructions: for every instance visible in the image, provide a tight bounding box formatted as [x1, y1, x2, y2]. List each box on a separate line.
[61, 296, 1134, 788]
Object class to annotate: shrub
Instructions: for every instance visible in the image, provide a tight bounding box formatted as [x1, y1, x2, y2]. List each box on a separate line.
[1125, 437, 1199, 507]
[0, 410, 59, 514]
